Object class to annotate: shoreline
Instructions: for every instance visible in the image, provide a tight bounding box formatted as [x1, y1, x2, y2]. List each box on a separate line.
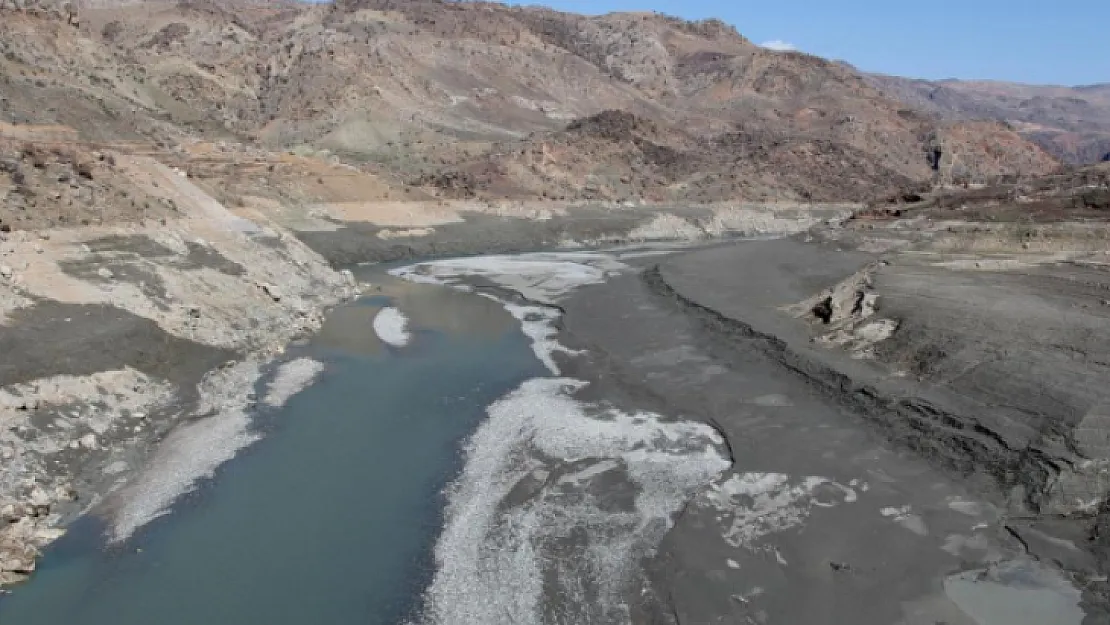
[389, 252, 733, 625]
[3, 199, 1106, 623]
[0, 200, 847, 588]
[629, 236, 1110, 620]
[0, 161, 366, 585]
[388, 235, 1107, 623]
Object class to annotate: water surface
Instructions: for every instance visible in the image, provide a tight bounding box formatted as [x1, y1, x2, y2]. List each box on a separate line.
[0, 278, 544, 624]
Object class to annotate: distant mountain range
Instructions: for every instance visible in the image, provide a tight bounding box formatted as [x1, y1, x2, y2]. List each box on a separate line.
[866, 74, 1110, 164]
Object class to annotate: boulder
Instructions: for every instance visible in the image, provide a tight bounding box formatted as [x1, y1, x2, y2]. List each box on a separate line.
[0, 503, 25, 523]
[260, 283, 282, 302]
[1, 549, 36, 576]
[26, 487, 50, 508]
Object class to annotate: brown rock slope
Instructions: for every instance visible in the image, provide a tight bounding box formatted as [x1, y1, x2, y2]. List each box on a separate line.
[860, 161, 1110, 224]
[414, 110, 925, 203]
[0, 0, 1063, 221]
[869, 74, 1110, 165]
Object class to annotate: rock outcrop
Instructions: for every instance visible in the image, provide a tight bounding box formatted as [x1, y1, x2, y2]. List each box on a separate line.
[0, 0, 78, 25]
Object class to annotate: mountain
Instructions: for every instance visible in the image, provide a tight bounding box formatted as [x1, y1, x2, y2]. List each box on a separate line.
[867, 74, 1110, 165]
[0, 0, 1062, 230]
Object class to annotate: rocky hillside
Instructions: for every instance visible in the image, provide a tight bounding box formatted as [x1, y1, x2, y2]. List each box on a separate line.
[868, 74, 1110, 165]
[859, 161, 1110, 224]
[0, 0, 1064, 227]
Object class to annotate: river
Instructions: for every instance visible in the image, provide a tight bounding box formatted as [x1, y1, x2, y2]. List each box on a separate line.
[0, 247, 1090, 625]
[0, 275, 544, 624]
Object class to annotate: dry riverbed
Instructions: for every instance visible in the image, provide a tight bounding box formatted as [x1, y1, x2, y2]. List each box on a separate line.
[628, 226, 1110, 621]
[381, 227, 1110, 623]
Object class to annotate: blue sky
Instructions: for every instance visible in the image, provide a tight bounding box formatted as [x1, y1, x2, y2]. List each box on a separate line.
[512, 0, 1109, 86]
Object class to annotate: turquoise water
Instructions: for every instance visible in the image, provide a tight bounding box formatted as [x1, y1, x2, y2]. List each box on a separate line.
[0, 279, 544, 624]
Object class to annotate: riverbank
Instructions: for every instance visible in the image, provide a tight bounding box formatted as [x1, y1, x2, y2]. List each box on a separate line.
[385, 234, 1107, 623]
[0, 275, 547, 624]
[0, 196, 850, 588]
[0, 197, 357, 583]
[3, 172, 1107, 623]
[622, 235, 1110, 621]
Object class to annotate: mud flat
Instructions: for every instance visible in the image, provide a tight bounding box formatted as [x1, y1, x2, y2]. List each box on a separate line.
[570, 236, 1109, 622]
[381, 237, 1107, 624]
[4, 183, 1103, 624]
[389, 251, 732, 625]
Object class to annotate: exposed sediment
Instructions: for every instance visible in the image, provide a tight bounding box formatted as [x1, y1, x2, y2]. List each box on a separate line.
[390, 240, 1101, 623]
[642, 263, 1055, 507]
[5, 186, 1105, 624]
[640, 236, 1110, 614]
[293, 203, 851, 266]
[0, 169, 359, 585]
[392, 252, 732, 625]
[0, 200, 846, 588]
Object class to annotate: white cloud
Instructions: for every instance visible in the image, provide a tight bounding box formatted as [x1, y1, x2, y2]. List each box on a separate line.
[760, 39, 797, 52]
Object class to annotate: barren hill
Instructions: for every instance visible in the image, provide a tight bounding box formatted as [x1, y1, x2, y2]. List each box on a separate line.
[868, 74, 1110, 165]
[859, 159, 1110, 229]
[0, 0, 1065, 230]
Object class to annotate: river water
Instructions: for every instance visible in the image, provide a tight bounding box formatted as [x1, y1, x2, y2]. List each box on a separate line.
[0, 250, 730, 625]
[0, 277, 544, 624]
